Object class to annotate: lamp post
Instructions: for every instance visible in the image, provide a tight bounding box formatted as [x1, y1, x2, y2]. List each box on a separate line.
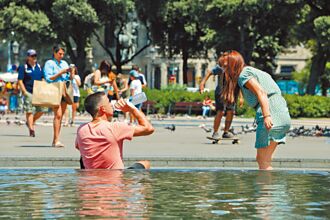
[12, 41, 19, 68]
[7, 41, 12, 72]
[85, 45, 93, 71]
[148, 47, 157, 88]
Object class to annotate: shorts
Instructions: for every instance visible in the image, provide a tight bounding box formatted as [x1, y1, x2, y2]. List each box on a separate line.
[0, 105, 7, 112]
[107, 94, 116, 101]
[214, 87, 235, 112]
[79, 157, 146, 170]
[127, 163, 146, 169]
[23, 92, 48, 113]
[73, 96, 80, 103]
[135, 103, 142, 110]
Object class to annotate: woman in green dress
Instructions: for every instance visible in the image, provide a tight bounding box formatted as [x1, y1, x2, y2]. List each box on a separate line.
[219, 50, 291, 170]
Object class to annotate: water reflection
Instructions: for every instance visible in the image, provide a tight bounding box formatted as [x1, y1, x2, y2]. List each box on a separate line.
[0, 169, 329, 219]
[76, 170, 151, 218]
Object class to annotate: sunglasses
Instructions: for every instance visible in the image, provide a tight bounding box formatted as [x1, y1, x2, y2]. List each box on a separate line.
[29, 55, 37, 58]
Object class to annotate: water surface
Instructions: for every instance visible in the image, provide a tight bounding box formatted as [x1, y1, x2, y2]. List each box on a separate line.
[0, 169, 329, 219]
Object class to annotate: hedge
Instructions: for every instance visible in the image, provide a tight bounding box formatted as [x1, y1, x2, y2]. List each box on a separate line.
[78, 88, 330, 118]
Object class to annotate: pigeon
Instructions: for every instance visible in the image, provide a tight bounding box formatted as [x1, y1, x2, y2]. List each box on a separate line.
[199, 124, 212, 133]
[241, 124, 256, 133]
[14, 120, 25, 126]
[6, 117, 11, 125]
[164, 124, 176, 132]
[229, 127, 241, 135]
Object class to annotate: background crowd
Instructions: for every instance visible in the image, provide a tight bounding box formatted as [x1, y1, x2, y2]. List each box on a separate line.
[0, 45, 150, 148]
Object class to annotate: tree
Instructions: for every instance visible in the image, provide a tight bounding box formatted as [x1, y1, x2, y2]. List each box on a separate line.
[312, 16, 330, 95]
[89, 0, 152, 73]
[39, 0, 99, 76]
[0, 0, 99, 76]
[321, 61, 330, 96]
[295, 1, 330, 95]
[0, 2, 54, 47]
[136, 0, 212, 84]
[206, 0, 304, 75]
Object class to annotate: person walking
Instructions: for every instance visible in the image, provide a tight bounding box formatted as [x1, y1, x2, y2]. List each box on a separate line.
[63, 66, 81, 127]
[116, 73, 129, 121]
[93, 60, 119, 101]
[219, 50, 291, 170]
[43, 45, 74, 148]
[129, 70, 143, 123]
[128, 65, 147, 88]
[17, 49, 47, 137]
[75, 92, 154, 169]
[71, 66, 81, 126]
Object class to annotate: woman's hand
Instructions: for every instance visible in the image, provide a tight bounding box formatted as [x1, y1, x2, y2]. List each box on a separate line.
[264, 116, 273, 131]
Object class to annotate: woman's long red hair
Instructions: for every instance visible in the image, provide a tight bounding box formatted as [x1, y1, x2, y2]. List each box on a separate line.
[219, 50, 245, 104]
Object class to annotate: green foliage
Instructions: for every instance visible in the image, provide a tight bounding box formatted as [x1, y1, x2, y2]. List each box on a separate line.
[51, 0, 99, 38]
[0, 2, 54, 45]
[314, 16, 330, 52]
[206, 0, 304, 73]
[143, 87, 256, 116]
[136, 0, 210, 58]
[78, 88, 88, 112]
[284, 94, 330, 118]
[78, 87, 329, 118]
[294, 2, 329, 95]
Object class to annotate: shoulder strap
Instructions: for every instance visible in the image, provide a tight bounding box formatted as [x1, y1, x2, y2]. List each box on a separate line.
[23, 64, 28, 74]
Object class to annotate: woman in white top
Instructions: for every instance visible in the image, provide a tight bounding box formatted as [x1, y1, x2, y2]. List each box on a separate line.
[63, 67, 81, 127]
[93, 60, 119, 101]
[72, 67, 81, 125]
[129, 70, 143, 124]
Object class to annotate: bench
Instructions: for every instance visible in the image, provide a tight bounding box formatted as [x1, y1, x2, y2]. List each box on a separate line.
[141, 100, 156, 115]
[172, 102, 203, 115]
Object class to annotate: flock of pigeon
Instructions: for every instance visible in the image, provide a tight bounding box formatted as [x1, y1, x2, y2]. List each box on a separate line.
[287, 125, 330, 137]
[1, 116, 48, 126]
[2, 116, 329, 138]
[166, 122, 330, 138]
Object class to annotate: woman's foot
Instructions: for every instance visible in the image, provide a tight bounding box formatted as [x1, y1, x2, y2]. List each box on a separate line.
[26, 122, 35, 137]
[52, 141, 65, 148]
[29, 129, 35, 137]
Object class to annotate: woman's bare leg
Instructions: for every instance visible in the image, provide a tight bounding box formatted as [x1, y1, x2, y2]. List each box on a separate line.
[72, 102, 78, 124]
[256, 141, 278, 170]
[52, 102, 67, 144]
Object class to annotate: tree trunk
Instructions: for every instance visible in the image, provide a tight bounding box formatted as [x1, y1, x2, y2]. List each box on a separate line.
[64, 38, 87, 79]
[75, 44, 87, 78]
[320, 72, 330, 96]
[306, 46, 327, 95]
[182, 48, 188, 85]
[115, 39, 123, 74]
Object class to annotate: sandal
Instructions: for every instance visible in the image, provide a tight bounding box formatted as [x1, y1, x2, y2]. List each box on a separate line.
[52, 142, 65, 148]
[29, 129, 35, 137]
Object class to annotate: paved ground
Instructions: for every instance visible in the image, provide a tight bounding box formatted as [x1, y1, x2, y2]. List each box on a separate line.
[0, 114, 329, 169]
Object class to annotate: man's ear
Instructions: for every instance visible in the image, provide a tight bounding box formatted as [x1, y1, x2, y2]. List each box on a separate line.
[99, 105, 106, 115]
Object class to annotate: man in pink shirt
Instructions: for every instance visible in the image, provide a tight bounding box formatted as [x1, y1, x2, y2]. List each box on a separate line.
[75, 92, 154, 169]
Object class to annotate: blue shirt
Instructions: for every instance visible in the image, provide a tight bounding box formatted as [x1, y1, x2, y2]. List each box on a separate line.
[43, 58, 70, 83]
[211, 65, 225, 91]
[17, 63, 43, 93]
